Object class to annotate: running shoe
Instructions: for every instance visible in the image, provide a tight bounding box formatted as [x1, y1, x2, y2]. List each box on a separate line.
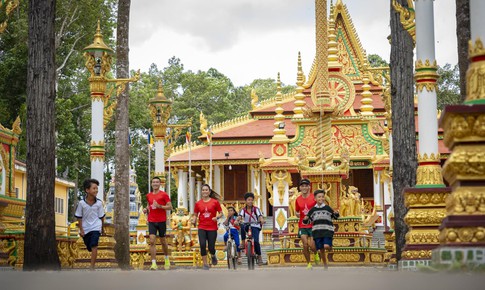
[150, 263, 158, 270]
[164, 258, 170, 270]
[211, 255, 218, 266]
[202, 264, 210, 270]
[314, 253, 320, 264]
[306, 263, 313, 270]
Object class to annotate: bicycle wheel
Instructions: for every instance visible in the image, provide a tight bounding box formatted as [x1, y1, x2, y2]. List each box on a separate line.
[247, 241, 254, 270]
[227, 240, 233, 269]
[231, 243, 237, 270]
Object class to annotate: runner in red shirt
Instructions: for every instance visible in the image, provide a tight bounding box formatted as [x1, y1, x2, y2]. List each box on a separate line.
[143, 177, 172, 270]
[295, 178, 318, 269]
[192, 184, 222, 270]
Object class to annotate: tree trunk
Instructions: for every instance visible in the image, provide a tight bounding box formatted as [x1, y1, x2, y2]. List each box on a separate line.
[113, 0, 132, 270]
[456, 0, 470, 102]
[390, 0, 417, 263]
[24, 0, 60, 270]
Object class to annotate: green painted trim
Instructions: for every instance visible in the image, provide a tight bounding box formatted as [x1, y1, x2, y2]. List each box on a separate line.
[362, 124, 384, 155]
[288, 125, 306, 156]
[0, 194, 25, 203]
[212, 139, 270, 146]
[9, 145, 12, 195]
[415, 184, 446, 188]
[336, 29, 360, 78]
[464, 99, 485, 105]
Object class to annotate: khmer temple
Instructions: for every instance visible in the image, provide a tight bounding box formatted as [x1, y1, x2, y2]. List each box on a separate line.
[1, 0, 484, 271]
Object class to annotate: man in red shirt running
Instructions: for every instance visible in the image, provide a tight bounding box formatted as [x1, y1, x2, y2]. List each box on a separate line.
[144, 177, 172, 270]
[295, 178, 318, 269]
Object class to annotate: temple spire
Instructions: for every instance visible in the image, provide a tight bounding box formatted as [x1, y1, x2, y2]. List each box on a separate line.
[313, 0, 330, 106]
[293, 52, 306, 119]
[271, 73, 288, 142]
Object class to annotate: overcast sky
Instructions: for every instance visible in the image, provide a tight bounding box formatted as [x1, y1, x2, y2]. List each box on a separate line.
[129, 0, 457, 87]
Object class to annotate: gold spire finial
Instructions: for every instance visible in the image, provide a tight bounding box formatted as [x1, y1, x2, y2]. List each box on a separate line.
[293, 52, 306, 119]
[271, 73, 288, 142]
[276, 72, 282, 96]
[314, 0, 331, 107]
[328, 3, 341, 70]
[83, 20, 114, 54]
[157, 80, 166, 100]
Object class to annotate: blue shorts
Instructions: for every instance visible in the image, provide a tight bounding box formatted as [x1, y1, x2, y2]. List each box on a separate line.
[83, 231, 101, 252]
[314, 237, 332, 250]
[224, 228, 241, 252]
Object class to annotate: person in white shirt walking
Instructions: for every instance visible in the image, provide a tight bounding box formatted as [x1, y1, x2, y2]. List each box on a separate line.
[75, 179, 105, 270]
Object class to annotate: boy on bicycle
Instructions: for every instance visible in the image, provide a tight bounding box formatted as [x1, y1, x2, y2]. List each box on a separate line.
[223, 206, 242, 264]
[239, 192, 265, 266]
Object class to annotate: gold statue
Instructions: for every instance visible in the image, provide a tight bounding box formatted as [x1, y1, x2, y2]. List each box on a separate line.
[200, 111, 208, 135]
[288, 187, 301, 217]
[171, 207, 193, 251]
[346, 186, 363, 217]
[339, 185, 351, 217]
[250, 88, 259, 110]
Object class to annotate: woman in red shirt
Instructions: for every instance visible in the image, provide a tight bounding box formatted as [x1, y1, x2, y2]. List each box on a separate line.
[192, 184, 222, 270]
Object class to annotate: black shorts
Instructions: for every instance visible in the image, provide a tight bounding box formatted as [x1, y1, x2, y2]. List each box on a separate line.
[83, 231, 101, 252]
[148, 222, 167, 237]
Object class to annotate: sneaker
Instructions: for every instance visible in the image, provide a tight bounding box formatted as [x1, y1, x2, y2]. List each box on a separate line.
[150, 263, 158, 270]
[323, 264, 329, 270]
[211, 255, 218, 266]
[314, 253, 320, 264]
[202, 264, 210, 270]
[257, 255, 263, 266]
[237, 257, 242, 265]
[306, 263, 313, 270]
[164, 258, 170, 270]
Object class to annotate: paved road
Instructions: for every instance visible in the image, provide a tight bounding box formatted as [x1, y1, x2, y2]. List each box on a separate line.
[2, 267, 485, 290]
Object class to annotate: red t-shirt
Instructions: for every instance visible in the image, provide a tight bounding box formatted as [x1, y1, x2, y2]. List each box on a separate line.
[146, 191, 171, 222]
[295, 194, 316, 229]
[194, 198, 222, 231]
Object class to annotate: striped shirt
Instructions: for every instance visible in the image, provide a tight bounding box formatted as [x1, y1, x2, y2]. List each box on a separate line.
[306, 203, 339, 239]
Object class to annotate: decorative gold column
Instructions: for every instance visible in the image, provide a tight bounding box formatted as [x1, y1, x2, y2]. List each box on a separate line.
[432, 1, 485, 266]
[293, 53, 306, 119]
[360, 62, 374, 116]
[432, 106, 485, 268]
[149, 81, 172, 187]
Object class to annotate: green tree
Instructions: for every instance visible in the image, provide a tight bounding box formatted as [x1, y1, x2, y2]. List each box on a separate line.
[368, 54, 389, 68]
[437, 64, 461, 110]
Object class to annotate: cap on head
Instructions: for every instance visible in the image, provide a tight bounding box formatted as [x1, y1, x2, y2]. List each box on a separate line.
[299, 178, 311, 186]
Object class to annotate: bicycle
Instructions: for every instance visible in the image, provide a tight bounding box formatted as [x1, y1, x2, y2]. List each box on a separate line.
[241, 222, 256, 270]
[224, 224, 238, 270]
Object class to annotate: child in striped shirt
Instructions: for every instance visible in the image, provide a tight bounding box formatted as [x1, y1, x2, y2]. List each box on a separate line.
[303, 189, 339, 269]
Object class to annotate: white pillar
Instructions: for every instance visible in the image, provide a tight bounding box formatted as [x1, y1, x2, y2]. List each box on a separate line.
[154, 139, 165, 175]
[373, 171, 382, 209]
[181, 170, 188, 209]
[261, 171, 267, 216]
[196, 176, 202, 201]
[414, 0, 443, 186]
[189, 172, 195, 213]
[91, 98, 104, 199]
[373, 171, 384, 226]
[177, 168, 184, 207]
[214, 165, 221, 194]
[470, 1, 485, 41]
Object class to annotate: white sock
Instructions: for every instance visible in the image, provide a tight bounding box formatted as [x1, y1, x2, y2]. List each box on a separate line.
[165, 255, 169, 260]
[152, 259, 156, 264]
